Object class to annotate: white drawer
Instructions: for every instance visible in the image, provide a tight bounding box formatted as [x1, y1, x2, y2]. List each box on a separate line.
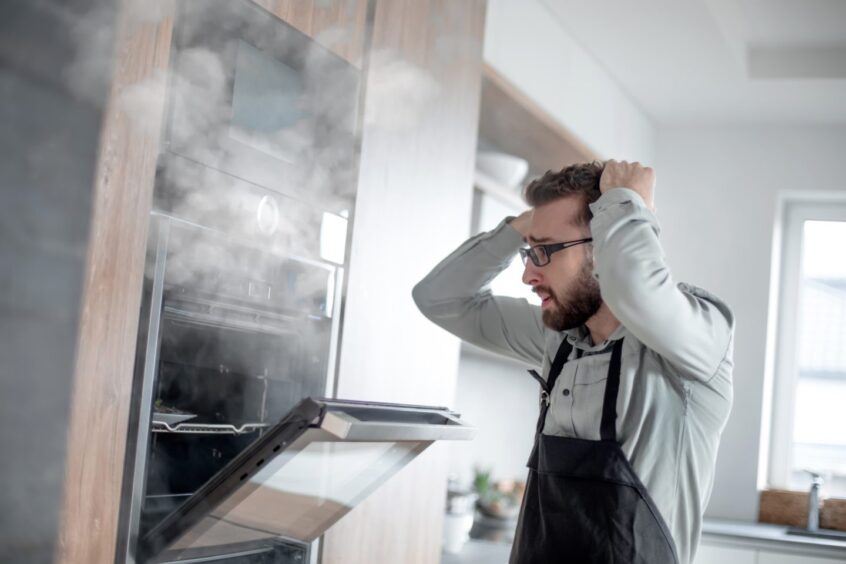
[694, 544, 756, 564]
[758, 549, 846, 564]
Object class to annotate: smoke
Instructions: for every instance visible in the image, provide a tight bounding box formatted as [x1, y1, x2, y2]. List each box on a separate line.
[364, 49, 441, 129]
[108, 0, 444, 303]
[64, 0, 119, 106]
[118, 69, 169, 138]
[113, 2, 354, 290]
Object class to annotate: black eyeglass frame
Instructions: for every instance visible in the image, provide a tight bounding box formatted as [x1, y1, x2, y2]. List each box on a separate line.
[519, 237, 593, 267]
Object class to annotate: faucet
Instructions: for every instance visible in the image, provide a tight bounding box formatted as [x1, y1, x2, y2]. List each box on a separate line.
[804, 470, 823, 532]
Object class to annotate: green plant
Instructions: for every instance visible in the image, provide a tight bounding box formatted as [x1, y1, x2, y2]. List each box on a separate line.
[472, 466, 525, 519]
[473, 466, 495, 502]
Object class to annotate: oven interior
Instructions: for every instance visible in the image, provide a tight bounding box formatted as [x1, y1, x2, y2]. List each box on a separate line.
[138, 244, 333, 543]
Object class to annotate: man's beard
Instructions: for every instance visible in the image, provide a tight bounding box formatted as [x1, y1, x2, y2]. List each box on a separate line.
[539, 261, 603, 332]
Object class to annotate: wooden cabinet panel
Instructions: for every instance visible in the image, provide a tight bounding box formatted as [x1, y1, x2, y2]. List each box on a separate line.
[320, 0, 488, 563]
[57, 5, 175, 564]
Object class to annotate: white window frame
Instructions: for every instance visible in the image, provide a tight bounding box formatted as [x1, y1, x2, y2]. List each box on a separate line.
[762, 193, 846, 490]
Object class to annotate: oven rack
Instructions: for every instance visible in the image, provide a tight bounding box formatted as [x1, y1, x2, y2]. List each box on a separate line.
[151, 421, 269, 435]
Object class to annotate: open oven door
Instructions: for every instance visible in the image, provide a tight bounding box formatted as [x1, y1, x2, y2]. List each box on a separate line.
[139, 398, 475, 563]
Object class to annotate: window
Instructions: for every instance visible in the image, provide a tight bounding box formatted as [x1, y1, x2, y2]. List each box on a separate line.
[767, 199, 846, 497]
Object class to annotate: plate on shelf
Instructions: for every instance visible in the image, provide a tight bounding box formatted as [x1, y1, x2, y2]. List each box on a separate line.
[475, 151, 529, 191]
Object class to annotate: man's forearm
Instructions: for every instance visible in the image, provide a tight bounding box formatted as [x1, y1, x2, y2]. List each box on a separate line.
[589, 188, 733, 381]
[412, 218, 547, 366]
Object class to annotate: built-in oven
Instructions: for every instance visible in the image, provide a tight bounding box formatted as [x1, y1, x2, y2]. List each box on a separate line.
[118, 0, 367, 560]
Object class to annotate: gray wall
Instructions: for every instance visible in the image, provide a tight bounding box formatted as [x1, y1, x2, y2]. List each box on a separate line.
[0, 1, 115, 560]
[449, 348, 538, 487]
[656, 124, 846, 521]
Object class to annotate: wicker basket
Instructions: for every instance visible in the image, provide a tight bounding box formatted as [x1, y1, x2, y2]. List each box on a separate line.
[759, 490, 846, 532]
[758, 489, 811, 528]
[821, 498, 846, 532]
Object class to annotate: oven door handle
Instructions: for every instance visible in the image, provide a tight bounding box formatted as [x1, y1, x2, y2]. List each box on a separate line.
[319, 411, 475, 442]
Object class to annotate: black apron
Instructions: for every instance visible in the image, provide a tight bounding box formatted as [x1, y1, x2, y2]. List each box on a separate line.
[510, 337, 680, 564]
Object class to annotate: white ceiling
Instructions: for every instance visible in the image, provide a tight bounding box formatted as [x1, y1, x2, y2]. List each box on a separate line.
[541, 0, 846, 125]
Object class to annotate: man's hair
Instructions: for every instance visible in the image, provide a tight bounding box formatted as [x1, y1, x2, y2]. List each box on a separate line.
[523, 161, 605, 226]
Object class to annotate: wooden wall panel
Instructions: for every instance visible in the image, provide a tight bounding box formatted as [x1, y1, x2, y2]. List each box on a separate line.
[56, 4, 174, 564]
[251, 0, 368, 66]
[312, 0, 369, 66]
[287, 0, 315, 34]
[322, 1, 488, 563]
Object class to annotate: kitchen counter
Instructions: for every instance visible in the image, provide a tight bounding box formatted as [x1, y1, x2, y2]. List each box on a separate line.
[701, 518, 846, 559]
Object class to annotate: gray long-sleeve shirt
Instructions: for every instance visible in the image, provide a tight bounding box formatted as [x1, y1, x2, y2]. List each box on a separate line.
[412, 188, 735, 564]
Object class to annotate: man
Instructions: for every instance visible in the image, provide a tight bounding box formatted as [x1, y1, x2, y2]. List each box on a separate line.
[413, 160, 734, 564]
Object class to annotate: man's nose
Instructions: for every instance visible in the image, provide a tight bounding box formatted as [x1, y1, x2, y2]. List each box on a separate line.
[522, 260, 541, 286]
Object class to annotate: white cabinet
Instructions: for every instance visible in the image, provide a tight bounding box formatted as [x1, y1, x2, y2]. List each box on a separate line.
[758, 550, 846, 564]
[698, 520, 846, 564]
[694, 544, 756, 564]
[695, 543, 846, 564]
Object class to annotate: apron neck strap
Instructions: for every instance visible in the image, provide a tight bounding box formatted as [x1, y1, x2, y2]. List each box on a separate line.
[546, 338, 574, 392]
[527, 337, 573, 435]
[600, 338, 625, 442]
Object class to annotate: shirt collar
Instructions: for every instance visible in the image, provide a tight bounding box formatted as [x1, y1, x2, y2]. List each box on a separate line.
[563, 323, 626, 352]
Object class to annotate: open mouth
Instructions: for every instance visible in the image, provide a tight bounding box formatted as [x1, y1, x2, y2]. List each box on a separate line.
[536, 289, 553, 307]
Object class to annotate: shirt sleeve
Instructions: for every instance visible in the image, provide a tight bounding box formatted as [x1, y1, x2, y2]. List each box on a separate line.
[589, 188, 735, 382]
[412, 218, 547, 367]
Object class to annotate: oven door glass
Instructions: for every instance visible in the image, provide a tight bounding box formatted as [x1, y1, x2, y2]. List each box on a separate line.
[141, 399, 474, 562]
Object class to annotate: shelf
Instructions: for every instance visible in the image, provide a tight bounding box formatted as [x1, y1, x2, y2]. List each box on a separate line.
[473, 170, 525, 212]
[151, 421, 269, 435]
[478, 64, 598, 176]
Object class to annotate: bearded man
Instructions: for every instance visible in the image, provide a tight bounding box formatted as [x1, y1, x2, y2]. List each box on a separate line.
[413, 160, 735, 564]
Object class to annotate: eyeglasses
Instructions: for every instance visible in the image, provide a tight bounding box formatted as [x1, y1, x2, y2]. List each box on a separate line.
[519, 238, 593, 267]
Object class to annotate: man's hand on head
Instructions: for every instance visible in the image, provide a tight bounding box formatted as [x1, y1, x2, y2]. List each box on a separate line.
[599, 160, 656, 213]
[508, 209, 532, 238]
